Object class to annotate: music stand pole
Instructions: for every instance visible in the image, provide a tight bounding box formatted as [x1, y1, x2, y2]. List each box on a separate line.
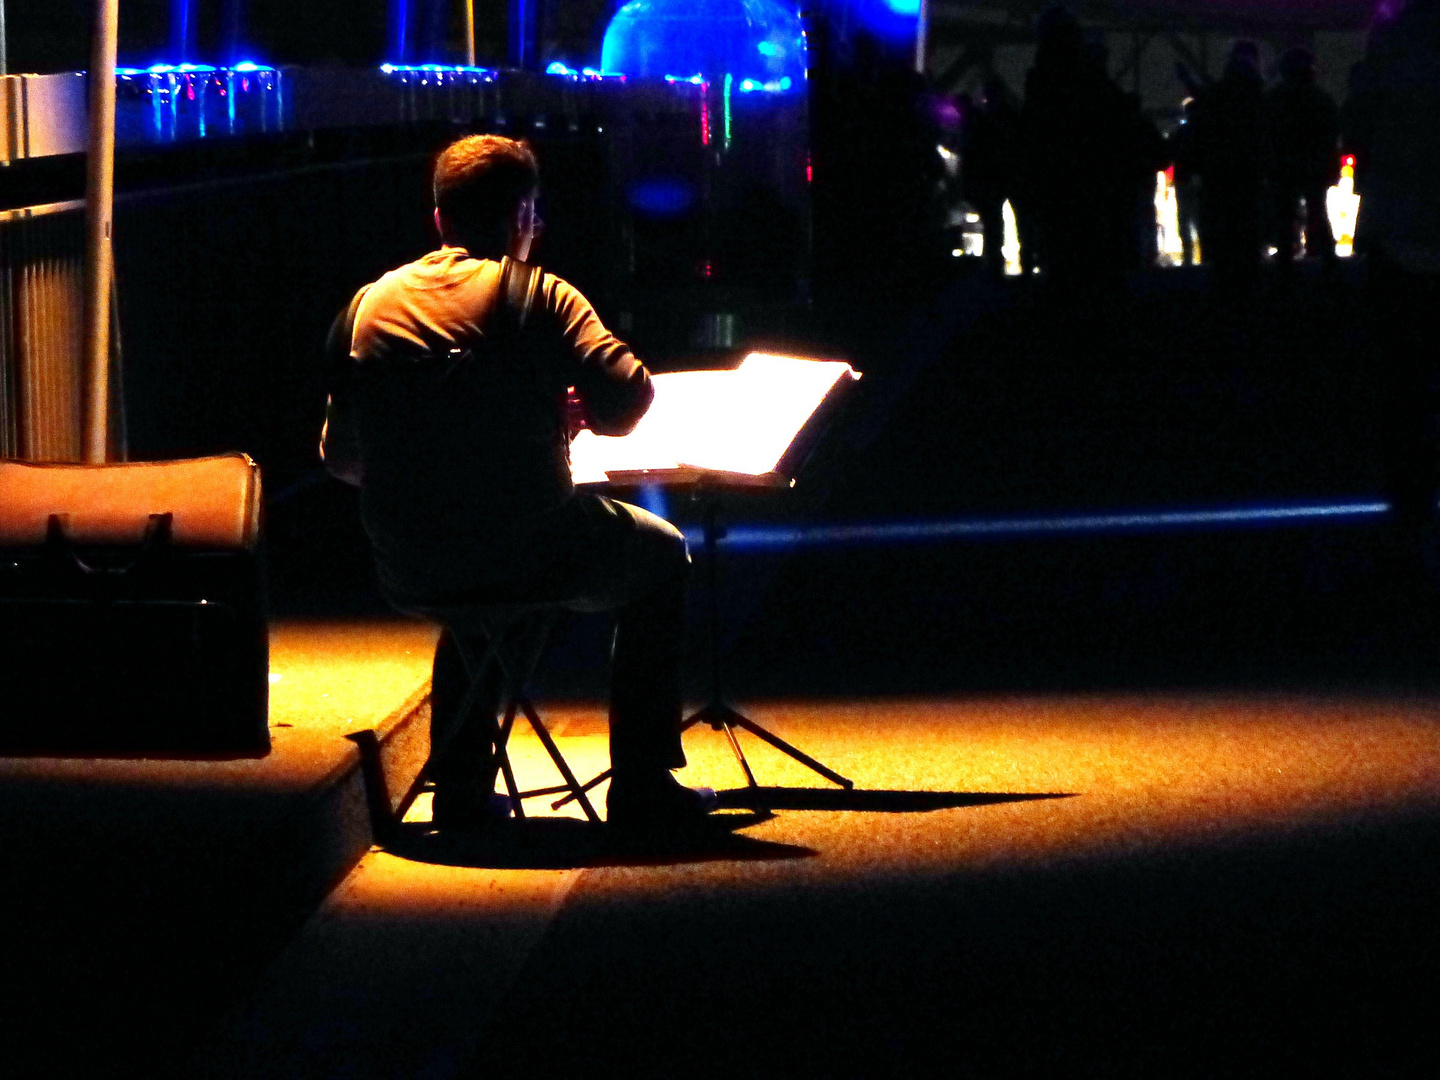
[554, 486, 853, 812]
[680, 489, 854, 797]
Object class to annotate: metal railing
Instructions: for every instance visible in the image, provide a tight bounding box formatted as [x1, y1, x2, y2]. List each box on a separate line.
[0, 200, 122, 462]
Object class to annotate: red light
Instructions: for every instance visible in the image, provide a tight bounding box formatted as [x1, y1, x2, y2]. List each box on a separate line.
[700, 81, 711, 146]
[1165, 165, 1175, 184]
[806, 156, 813, 184]
[1343, 154, 1356, 168]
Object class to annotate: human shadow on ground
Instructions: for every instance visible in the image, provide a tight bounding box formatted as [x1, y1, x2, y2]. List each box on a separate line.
[712, 788, 1076, 812]
[382, 789, 1073, 870]
[383, 812, 815, 870]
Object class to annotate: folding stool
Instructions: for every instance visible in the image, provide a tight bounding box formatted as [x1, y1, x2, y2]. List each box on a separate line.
[395, 602, 602, 827]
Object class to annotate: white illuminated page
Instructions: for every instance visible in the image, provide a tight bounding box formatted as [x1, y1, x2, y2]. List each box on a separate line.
[569, 353, 858, 484]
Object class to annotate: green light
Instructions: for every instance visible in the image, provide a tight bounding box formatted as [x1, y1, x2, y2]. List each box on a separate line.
[723, 72, 733, 151]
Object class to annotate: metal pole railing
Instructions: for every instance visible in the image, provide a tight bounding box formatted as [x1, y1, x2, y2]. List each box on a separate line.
[915, 0, 930, 75]
[81, 0, 119, 463]
[464, 0, 476, 66]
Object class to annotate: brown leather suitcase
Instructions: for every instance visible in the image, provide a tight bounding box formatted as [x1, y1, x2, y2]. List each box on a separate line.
[0, 454, 268, 755]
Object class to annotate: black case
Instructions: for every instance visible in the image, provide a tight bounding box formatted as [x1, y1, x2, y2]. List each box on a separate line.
[0, 514, 269, 756]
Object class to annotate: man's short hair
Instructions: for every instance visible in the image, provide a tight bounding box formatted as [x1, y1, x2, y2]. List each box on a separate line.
[433, 135, 539, 243]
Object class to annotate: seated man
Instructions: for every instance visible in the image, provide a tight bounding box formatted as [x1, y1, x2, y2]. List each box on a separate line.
[323, 134, 714, 830]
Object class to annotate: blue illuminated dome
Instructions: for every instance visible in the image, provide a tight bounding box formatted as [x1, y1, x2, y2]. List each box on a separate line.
[849, 0, 921, 46]
[601, 0, 806, 88]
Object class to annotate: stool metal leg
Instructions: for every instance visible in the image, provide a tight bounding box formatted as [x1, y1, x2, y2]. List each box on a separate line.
[495, 699, 525, 820]
[520, 698, 601, 824]
[437, 610, 602, 826]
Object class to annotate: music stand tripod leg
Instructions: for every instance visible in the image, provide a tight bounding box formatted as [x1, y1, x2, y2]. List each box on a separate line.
[698, 490, 852, 789]
[680, 702, 757, 789]
[562, 489, 856, 805]
[729, 712, 854, 789]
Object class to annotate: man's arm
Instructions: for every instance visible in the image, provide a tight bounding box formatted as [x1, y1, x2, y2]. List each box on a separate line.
[319, 287, 370, 486]
[546, 276, 653, 436]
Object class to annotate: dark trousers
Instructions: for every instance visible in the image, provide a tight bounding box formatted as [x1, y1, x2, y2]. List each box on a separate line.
[424, 495, 690, 791]
[1202, 179, 1262, 288]
[974, 197, 1007, 276]
[1176, 180, 1202, 266]
[1273, 180, 1336, 262]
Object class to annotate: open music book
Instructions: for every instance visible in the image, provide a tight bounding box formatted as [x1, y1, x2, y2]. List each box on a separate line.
[569, 352, 860, 487]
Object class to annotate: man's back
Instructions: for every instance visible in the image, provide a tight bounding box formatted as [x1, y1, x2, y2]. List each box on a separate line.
[346, 248, 651, 600]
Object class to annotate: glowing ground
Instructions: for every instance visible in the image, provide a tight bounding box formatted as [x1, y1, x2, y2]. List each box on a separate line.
[199, 688, 1440, 1077]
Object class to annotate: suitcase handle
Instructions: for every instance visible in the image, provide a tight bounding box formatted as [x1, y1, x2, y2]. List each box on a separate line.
[46, 512, 175, 578]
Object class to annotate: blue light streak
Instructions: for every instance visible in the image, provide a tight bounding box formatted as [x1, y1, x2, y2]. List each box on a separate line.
[681, 499, 1392, 553]
[546, 62, 625, 81]
[737, 76, 792, 92]
[380, 63, 497, 76]
[116, 62, 269, 75]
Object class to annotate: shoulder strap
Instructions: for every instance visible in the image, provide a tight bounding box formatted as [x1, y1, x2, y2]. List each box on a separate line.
[497, 256, 543, 334]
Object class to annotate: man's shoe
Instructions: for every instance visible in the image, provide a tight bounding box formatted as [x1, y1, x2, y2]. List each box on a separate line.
[431, 783, 513, 831]
[607, 772, 718, 831]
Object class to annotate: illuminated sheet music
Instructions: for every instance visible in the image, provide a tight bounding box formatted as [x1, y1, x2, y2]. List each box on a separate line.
[569, 352, 859, 485]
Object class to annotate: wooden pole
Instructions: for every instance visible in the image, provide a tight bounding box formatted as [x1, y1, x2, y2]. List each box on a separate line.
[82, 0, 119, 463]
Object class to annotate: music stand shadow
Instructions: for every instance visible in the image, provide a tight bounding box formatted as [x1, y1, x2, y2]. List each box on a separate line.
[712, 788, 1077, 813]
[382, 813, 816, 871]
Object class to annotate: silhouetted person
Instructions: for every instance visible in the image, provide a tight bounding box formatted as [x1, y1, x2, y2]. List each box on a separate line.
[1079, 35, 1164, 271]
[323, 135, 716, 830]
[1169, 96, 1205, 265]
[1265, 47, 1340, 266]
[1190, 41, 1266, 288]
[1120, 90, 1167, 269]
[809, 24, 949, 307]
[964, 76, 1021, 276]
[1019, 5, 1135, 286]
[1344, 0, 1440, 569]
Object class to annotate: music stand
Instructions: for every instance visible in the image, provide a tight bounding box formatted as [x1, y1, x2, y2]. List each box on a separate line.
[559, 353, 860, 807]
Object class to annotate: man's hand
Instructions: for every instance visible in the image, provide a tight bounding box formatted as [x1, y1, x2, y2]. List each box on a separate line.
[565, 386, 590, 441]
